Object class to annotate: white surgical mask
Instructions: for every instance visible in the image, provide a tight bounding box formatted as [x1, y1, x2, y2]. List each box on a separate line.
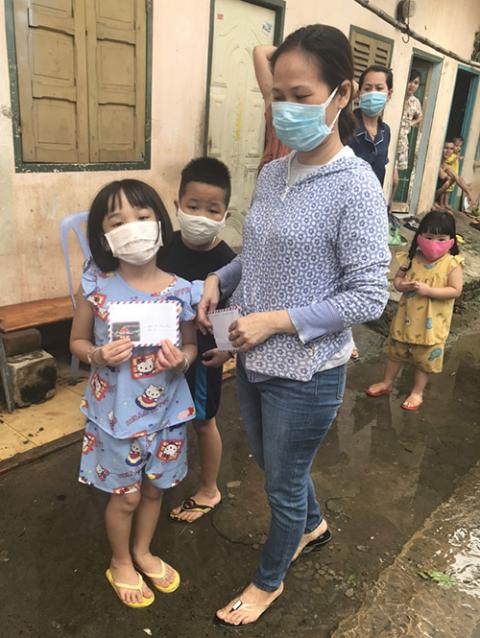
[104, 220, 163, 265]
[177, 208, 226, 247]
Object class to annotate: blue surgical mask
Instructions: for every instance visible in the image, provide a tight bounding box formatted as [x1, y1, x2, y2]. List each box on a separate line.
[271, 87, 341, 152]
[359, 91, 388, 117]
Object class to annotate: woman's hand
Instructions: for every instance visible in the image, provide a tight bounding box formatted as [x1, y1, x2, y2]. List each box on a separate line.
[156, 340, 186, 373]
[228, 310, 295, 352]
[197, 275, 221, 334]
[96, 338, 133, 366]
[201, 348, 232, 368]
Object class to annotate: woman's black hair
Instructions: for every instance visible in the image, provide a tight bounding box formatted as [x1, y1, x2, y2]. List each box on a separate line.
[87, 179, 173, 272]
[270, 24, 356, 144]
[402, 210, 459, 271]
[358, 64, 393, 90]
[409, 68, 421, 83]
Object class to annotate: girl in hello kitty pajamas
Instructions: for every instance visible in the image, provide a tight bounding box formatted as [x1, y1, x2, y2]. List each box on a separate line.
[70, 179, 198, 609]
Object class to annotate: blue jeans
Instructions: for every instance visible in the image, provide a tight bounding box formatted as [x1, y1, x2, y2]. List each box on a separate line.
[236, 361, 346, 592]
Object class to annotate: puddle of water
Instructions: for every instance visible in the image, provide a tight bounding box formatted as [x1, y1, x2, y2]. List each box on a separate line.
[448, 527, 480, 599]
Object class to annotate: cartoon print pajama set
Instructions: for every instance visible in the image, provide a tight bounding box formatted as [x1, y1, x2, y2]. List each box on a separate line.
[78, 260, 197, 494]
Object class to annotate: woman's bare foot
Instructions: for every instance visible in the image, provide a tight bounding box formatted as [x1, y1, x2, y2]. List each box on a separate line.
[109, 559, 153, 604]
[133, 551, 178, 590]
[291, 519, 329, 562]
[216, 582, 284, 626]
[170, 487, 221, 523]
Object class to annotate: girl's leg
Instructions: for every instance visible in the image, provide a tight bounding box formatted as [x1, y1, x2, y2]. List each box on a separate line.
[367, 359, 403, 394]
[132, 481, 178, 588]
[170, 417, 222, 523]
[402, 367, 429, 408]
[105, 491, 153, 604]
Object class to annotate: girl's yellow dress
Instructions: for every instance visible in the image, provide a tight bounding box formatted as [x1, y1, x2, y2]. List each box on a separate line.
[385, 251, 464, 373]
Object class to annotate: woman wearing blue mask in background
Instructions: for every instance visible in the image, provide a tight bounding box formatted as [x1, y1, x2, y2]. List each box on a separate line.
[348, 64, 393, 187]
[197, 24, 390, 628]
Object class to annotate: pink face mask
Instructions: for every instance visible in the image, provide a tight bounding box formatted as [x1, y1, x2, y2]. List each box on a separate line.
[417, 235, 454, 262]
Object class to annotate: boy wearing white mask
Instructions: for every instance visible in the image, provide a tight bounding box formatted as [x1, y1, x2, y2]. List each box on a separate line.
[161, 157, 236, 523]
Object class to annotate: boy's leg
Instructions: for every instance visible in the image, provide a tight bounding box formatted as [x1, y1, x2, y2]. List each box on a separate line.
[105, 492, 153, 604]
[170, 416, 222, 523]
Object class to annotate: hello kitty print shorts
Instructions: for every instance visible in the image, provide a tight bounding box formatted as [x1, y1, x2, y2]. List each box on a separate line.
[78, 420, 187, 493]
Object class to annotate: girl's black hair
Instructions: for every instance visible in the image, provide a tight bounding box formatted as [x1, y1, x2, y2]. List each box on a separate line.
[270, 24, 356, 145]
[402, 210, 459, 271]
[87, 179, 173, 272]
[409, 68, 421, 83]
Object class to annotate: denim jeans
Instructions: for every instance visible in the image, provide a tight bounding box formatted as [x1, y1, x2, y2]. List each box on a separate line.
[236, 360, 347, 592]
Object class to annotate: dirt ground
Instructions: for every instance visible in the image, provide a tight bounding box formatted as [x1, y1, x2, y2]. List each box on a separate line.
[1, 318, 480, 638]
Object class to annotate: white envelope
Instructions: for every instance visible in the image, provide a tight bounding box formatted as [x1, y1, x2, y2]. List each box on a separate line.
[108, 300, 180, 347]
[208, 307, 241, 351]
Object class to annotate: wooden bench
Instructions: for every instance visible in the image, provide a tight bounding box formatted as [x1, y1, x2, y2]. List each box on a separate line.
[0, 296, 73, 412]
[0, 296, 73, 333]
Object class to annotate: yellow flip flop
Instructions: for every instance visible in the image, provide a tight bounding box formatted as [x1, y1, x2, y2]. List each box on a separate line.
[139, 559, 180, 594]
[105, 568, 155, 608]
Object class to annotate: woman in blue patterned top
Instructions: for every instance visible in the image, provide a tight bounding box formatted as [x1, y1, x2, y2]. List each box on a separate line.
[198, 25, 390, 628]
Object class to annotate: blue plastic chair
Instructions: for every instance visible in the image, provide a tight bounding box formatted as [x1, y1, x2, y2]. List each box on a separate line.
[59, 211, 91, 384]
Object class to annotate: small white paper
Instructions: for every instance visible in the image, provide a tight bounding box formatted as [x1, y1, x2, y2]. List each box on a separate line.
[108, 301, 179, 347]
[208, 307, 241, 351]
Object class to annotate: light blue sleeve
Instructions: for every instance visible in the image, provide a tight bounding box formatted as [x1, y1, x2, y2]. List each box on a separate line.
[214, 254, 242, 299]
[329, 170, 390, 326]
[289, 170, 390, 343]
[190, 280, 204, 306]
[288, 300, 344, 344]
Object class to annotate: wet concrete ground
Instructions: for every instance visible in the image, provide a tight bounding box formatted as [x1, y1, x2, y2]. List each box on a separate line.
[1, 330, 480, 638]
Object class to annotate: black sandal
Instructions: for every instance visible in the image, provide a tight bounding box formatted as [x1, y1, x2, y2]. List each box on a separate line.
[292, 528, 332, 563]
[169, 497, 221, 523]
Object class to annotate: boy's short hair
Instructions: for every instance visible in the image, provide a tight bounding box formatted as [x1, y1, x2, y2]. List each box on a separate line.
[179, 157, 231, 208]
[358, 64, 393, 90]
[453, 136, 464, 143]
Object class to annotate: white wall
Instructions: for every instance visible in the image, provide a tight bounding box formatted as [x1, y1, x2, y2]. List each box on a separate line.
[0, 0, 479, 305]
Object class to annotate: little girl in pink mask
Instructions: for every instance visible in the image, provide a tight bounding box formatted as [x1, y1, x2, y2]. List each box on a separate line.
[366, 210, 463, 410]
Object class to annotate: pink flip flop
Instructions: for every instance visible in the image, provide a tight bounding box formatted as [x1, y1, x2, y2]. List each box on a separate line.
[366, 386, 392, 398]
[401, 399, 423, 411]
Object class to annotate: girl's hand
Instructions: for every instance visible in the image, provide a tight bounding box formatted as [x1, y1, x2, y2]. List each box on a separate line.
[197, 275, 221, 335]
[156, 340, 186, 373]
[97, 338, 133, 366]
[228, 313, 276, 352]
[413, 281, 432, 296]
[399, 279, 416, 292]
[202, 348, 232, 368]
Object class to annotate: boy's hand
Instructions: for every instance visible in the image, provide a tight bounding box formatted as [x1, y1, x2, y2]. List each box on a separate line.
[202, 348, 232, 368]
[98, 338, 133, 366]
[156, 340, 185, 373]
[413, 281, 432, 296]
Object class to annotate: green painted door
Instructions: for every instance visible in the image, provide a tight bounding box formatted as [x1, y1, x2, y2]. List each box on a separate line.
[394, 59, 429, 205]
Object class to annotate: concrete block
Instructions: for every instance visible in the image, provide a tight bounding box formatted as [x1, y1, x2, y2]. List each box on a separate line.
[2, 328, 42, 356]
[6, 350, 57, 407]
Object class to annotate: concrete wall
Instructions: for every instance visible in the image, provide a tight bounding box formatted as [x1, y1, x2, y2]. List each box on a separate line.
[0, 0, 479, 305]
[0, 0, 212, 306]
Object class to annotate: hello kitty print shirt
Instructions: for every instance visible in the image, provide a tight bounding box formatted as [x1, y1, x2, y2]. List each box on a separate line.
[80, 259, 197, 439]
